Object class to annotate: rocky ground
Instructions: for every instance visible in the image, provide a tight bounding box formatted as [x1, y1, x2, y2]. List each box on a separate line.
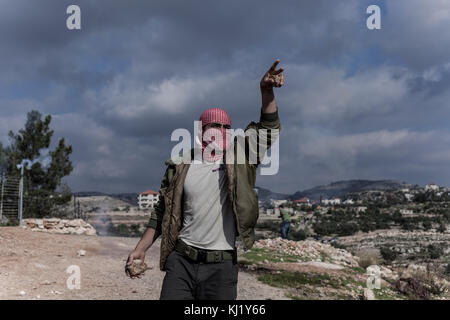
[0, 227, 287, 300]
[340, 229, 450, 253]
[1, 226, 448, 300]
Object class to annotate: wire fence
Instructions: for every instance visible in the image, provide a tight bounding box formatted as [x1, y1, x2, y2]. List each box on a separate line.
[1, 173, 86, 224]
[0, 174, 20, 224]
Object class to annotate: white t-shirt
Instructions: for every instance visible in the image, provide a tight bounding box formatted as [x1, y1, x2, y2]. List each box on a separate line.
[178, 160, 236, 250]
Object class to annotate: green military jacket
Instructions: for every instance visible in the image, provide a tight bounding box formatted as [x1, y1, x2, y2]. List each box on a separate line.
[148, 109, 281, 270]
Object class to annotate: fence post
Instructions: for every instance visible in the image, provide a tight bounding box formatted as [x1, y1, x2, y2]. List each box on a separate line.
[18, 166, 24, 226]
[0, 173, 4, 220]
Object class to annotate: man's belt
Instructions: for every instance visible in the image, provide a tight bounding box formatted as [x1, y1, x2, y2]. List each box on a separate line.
[175, 240, 235, 263]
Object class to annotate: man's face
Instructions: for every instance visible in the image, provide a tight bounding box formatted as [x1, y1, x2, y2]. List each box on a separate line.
[203, 122, 231, 131]
[201, 122, 232, 153]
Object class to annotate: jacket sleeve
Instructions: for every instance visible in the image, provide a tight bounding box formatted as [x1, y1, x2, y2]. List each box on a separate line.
[242, 109, 281, 166]
[146, 164, 174, 235]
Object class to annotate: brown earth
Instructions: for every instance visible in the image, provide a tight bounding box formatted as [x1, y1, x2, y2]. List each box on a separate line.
[0, 227, 288, 300]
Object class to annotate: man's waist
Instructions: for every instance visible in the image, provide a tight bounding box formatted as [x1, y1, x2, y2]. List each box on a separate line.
[175, 239, 236, 263]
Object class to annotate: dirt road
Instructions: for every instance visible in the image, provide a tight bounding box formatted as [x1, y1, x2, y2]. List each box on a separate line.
[0, 227, 287, 300]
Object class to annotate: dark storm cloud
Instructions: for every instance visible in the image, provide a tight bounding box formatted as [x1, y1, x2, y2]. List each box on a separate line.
[1, 0, 450, 193]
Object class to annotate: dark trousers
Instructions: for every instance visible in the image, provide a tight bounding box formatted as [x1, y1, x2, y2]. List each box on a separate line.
[160, 250, 239, 300]
[281, 221, 290, 239]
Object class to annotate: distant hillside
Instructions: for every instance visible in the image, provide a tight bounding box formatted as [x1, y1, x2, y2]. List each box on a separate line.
[290, 179, 414, 201]
[255, 187, 289, 202]
[74, 179, 415, 206]
[74, 192, 138, 206]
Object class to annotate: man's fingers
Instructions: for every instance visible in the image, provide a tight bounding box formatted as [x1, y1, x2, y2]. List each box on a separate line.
[126, 255, 133, 266]
[273, 68, 284, 75]
[280, 74, 285, 86]
[268, 59, 280, 72]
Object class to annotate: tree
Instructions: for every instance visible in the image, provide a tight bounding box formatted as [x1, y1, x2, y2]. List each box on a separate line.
[5, 110, 73, 218]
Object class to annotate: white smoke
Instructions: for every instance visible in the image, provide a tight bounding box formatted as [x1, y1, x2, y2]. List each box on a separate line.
[18, 148, 52, 170]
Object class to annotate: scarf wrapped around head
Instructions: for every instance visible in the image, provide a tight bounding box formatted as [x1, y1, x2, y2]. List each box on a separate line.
[196, 108, 232, 163]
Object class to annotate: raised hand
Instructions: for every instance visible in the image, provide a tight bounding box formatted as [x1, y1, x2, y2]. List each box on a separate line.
[260, 59, 285, 91]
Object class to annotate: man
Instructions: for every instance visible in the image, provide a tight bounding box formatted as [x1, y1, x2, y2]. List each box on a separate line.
[125, 59, 285, 300]
[279, 203, 291, 240]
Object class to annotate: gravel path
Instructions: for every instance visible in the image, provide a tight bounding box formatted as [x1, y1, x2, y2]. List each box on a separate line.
[0, 227, 288, 300]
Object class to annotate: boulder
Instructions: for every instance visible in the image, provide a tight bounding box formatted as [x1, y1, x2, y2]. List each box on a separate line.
[85, 228, 97, 236]
[75, 227, 86, 235]
[395, 277, 430, 300]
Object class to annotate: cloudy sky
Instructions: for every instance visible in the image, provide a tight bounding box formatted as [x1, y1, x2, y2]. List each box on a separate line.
[1, 0, 450, 194]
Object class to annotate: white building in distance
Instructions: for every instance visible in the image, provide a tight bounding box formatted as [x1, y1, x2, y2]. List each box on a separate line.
[322, 198, 341, 205]
[271, 199, 288, 207]
[425, 183, 439, 192]
[400, 209, 413, 215]
[404, 193, 414, 201]
[138, 190, 159, 210]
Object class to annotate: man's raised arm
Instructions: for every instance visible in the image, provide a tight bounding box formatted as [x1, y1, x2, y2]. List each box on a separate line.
[239, 60, 284, 167]
[260, 59, 285, 114]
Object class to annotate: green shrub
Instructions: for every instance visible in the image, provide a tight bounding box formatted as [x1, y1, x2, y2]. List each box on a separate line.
[337, 222, 359, 236]
[445, 263, 450, 276]
[330, 242, 347, 250]
[427, 244, 443, 259]
[380, 247, 398, 262]
[422, 221, 432, 230]
[290, 229, 307, 241]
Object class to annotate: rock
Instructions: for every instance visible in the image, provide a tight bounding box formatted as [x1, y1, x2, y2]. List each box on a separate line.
[298, 261, 344, 270]
[395, 277, 430, 300]
[401, 264, 427, 278]
[126, 259, 150, 277]
[67, 219, 83, 228]
[85, 228, 97, 236]
[75, 227, 86, 235]
[253, 238, 359, 267]
[77, 250, 86, 257]
[49, 290, 62, 295]
[263, 259, 269, 264]
[23, 218, 97, 236]
[43, 218, 59, 229]
[19, 291, 26, 296]
[269, 74, 283, 87]
[66, 227, 76, 234]
[363, 288, 376, 300]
